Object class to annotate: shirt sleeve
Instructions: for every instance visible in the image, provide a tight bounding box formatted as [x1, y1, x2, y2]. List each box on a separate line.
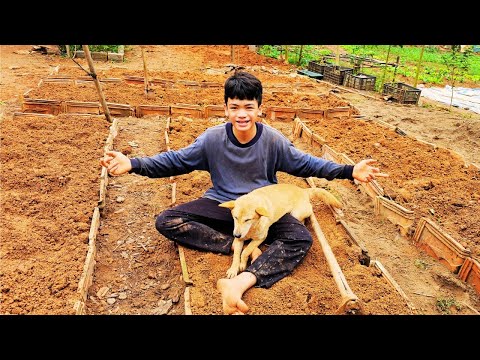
[277, 137, 354, 181]
[129, 135, 209, 178]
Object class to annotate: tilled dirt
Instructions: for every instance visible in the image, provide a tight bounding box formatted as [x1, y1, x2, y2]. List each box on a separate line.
[1, 45, 479, 315]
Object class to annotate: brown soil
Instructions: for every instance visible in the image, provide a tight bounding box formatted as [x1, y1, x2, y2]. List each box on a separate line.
[1, 45, 479, 316]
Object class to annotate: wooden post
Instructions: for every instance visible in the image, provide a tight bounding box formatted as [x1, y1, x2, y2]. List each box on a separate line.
[141, 46, 150, 96]
[393, 55, 400, 82]
[66, 45, 71, 58]
[336, 45, 340, 66]
[380, 45, 391, 93]
[230, 45, 234, 63]
[82, 45, 112, 123]
[414, 45, 425, 87]
[298, 45, 304, 65]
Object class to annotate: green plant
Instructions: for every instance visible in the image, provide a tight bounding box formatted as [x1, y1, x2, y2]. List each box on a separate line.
[58, 45, 120, 57]
[414, 259, 430, 270]
[442, 46, 473, 110]
[270, 45, 480, 89]
[257, 45, 282, 59]
[258, 45, 331, 67]
[436, 297, 462, 314]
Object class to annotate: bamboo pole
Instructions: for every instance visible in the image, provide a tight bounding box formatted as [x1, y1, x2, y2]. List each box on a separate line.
[392, 56, 400, 82]
[141, 46, 150, 96]
[380, 45, 391, 92]
[305, 177, 362, 313]
[298, 45, 304, 65]
[414, 45, 425, 87]
[372, 260, 417, 312]
[66, 45, 71, 58]
[308, 213, 361, 314]
[82, 45, 112, 123]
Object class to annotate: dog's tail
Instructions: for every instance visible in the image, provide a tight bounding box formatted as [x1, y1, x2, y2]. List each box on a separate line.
[307, 188, 342, 208]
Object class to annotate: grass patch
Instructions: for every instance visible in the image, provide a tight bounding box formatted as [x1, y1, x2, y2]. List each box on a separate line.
[414, 259, 430, 270]
[436, 297, 462, 314]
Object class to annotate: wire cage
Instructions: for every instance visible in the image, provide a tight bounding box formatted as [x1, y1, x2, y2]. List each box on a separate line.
[382, 82, 421, 104]
[343, 73, 376, 91]
[323, 65, 354, 85]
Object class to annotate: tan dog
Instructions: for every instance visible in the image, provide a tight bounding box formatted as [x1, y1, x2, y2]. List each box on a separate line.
[219, 183, 342, 278]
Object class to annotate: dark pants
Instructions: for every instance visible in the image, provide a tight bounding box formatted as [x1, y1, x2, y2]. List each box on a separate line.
[155, 197, 313, 288]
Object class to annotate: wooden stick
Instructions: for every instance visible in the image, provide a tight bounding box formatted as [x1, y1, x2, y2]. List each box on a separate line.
[374, 260, 417, 312]
[461, 302, 480, 315]
[178, 245, 193, 285]
[308, 212, 361, 314]
[82, 45, 112, 123]
[413, 291, 435, 298]
[184, 286, 192, 315]
[141, 46, 149, 95]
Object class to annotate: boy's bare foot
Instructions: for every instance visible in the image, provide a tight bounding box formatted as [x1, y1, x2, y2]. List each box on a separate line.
[216, 272, 257, 315]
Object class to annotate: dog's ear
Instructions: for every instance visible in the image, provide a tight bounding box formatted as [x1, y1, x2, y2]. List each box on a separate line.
[255, 207, 270, 217]
[219, 200, 235, 209]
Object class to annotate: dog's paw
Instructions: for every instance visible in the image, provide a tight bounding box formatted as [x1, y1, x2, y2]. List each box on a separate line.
[239, 258, 248, 272]
[226, 267, 239, 279]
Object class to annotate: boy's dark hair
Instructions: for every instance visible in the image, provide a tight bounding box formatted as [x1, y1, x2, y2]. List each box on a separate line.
[224, 71, 263, 106]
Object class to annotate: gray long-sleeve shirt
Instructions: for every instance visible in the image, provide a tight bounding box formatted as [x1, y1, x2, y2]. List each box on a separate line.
[130, 122, 353, 203]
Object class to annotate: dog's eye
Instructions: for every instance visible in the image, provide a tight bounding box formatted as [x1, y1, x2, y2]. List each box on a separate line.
[245, 219, 252, 222]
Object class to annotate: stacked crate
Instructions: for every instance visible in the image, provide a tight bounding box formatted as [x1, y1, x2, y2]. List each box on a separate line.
[343, 73, 376, 91]
[323, 65, 354, 85]
[307, 60, 331, 75]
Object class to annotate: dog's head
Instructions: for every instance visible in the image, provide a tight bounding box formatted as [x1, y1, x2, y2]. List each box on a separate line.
[219, 198, 271, 240]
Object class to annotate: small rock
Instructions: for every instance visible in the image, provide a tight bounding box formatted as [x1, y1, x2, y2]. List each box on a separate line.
[96, 286, 110, 298]
[116, 196, 125, 203]
[118, 292, 127, 300]
[152, 299, 173, 315]
[161, 283, 170, 290]
[106, 298, 116, 305]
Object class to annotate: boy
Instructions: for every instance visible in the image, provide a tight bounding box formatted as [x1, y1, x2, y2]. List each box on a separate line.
[101, 71, 387, 314]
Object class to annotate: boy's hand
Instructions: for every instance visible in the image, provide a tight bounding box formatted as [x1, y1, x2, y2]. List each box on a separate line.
[100, 150, 132, 176]
[353, 159, 389, 183]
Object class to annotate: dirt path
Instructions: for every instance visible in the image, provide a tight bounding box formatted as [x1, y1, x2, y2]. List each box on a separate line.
[1, 45, 479, 315]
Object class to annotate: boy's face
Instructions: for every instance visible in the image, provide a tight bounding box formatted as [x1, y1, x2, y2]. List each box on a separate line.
[224, 97, 262, 134]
